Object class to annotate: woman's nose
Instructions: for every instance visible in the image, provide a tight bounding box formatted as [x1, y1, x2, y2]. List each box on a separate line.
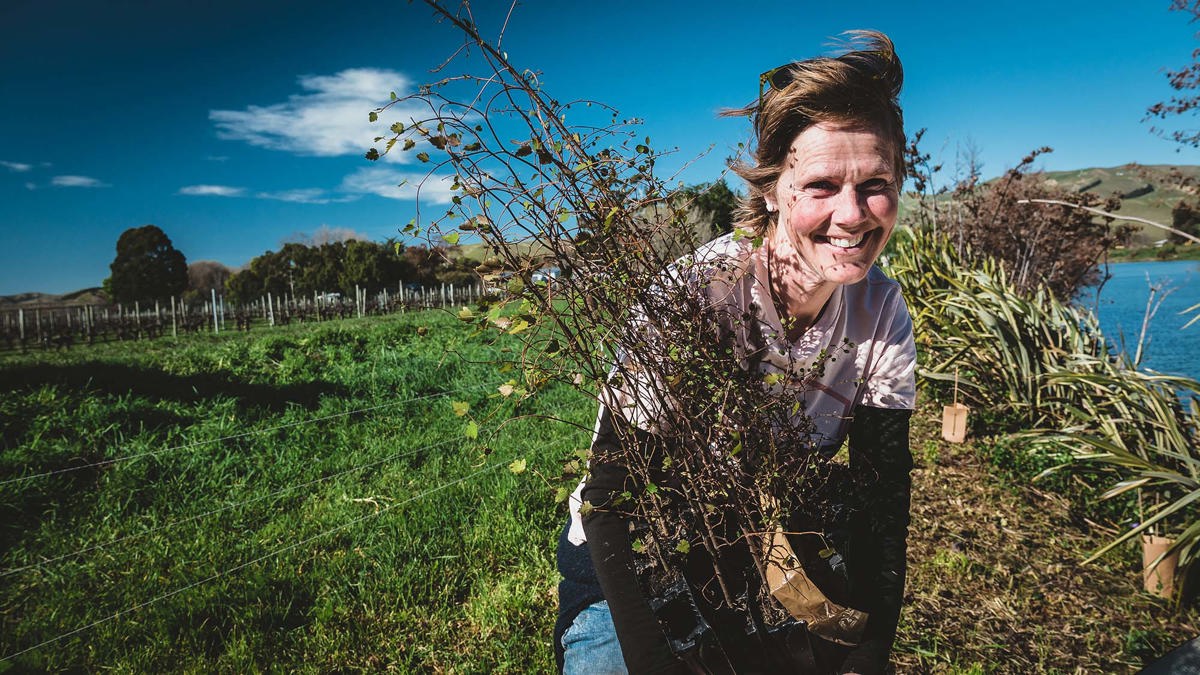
[831, 188, 867, 228]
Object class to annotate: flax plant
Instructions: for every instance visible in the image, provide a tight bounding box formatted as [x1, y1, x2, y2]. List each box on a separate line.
[885, 224, 1200, 596]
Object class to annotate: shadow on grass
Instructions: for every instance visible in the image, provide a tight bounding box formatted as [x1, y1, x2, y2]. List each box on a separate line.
[0, 361, 346, 411]
[0, 362, 349, 560]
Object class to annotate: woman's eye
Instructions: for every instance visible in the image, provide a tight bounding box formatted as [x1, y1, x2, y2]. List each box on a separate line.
[806, 181, 838, 194]
[860, 179, 892, 193]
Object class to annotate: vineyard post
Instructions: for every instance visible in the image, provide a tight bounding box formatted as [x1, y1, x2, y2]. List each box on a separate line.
[211, 289, 219, 334]
[17, 308, 24, 343]
[134, 301, 141, 337]
[171, 296, 177, 337]
[34, 309, 41, 343]
[268, 292, 275, 327]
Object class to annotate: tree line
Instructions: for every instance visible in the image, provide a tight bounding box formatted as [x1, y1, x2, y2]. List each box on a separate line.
[102, 180, 740, 307]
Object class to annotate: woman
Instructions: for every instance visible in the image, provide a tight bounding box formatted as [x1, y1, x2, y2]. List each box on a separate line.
[556, 31, 916, 675]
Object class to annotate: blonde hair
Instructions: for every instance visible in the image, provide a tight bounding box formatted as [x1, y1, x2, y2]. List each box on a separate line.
[725, 30, 906, 236]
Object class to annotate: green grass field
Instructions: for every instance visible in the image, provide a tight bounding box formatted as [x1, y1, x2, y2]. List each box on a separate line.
[0, 311, 593, 672]
[4, 308, 1198, 673]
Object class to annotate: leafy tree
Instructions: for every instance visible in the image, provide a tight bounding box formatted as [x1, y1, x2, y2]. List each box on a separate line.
[185, 260, 232, 303]
[1171, 197, 1200, 243]
[682, 178, 739, 236]
[223, 266, 262, 304]
[1146, 1, 1200, 147]
[400, 245, 445, 286]
[224, 239, 423, 302]
[106, 224, 188, 304]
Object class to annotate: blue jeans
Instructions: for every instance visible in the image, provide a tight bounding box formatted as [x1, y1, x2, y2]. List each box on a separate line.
[560, 600, 628, 675]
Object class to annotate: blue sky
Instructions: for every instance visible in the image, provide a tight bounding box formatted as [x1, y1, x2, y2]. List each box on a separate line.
[0, 0, 1196, 295]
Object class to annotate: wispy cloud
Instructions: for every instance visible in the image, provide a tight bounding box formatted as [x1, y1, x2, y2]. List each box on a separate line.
[178, 184, 246, 197]
[1, 160, 32, 172]
[51, 175, 108, 188]
[339, 167, 456, 204]
[256, 188, 356, 205]
[211, 68, 419, 159]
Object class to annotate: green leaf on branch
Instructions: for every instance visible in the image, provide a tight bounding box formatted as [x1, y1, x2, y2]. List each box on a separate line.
[451, 401, 470, 417]
[416, 152, 430, 162]
[464, 420, 479, 439]
[442, 232, 460, 245]
[676, 540, 691, 554]
[508, 458, 527, 474]
[368, 111, 378, 122]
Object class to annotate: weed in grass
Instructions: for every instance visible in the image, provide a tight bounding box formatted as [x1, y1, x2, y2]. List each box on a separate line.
[932, 548, 975, 577]
[1124, 627, 1173, 665]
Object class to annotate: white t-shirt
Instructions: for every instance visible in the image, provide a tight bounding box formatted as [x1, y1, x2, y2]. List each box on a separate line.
[567, 232, 917, 544]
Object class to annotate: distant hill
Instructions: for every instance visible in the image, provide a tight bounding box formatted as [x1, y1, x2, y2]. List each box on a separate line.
[0, 288, 108, 308]
[1038, 164, 1200, 244]
[898, 164, 1200, 246]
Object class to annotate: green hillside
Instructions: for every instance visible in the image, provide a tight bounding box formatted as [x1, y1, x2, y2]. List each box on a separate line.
[1030, 164, 1200, 245]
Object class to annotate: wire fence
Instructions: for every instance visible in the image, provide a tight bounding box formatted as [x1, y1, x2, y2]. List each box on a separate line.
[0, 381, 574, 665]
[0, 441, 532, 664]
[0, 281, 487, 352]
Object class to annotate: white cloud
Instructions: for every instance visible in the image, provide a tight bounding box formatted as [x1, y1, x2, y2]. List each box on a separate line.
[1, 160, 32, 172]
[256, 188, 357, 205]
[210, 68, 421, 159]
[24, 182, 36, 190]
[178, 184, 246, 197]
[339, 167, 456, 204]
[52, 175, 108, 188]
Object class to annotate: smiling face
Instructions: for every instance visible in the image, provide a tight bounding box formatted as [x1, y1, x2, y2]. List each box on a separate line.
[764, 123, 899, 304]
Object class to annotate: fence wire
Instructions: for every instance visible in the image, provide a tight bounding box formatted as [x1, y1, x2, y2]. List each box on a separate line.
[1, 382, 497, 486]
[0, 453, 511, 664]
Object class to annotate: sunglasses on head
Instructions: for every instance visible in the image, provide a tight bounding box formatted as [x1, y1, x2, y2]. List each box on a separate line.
[757, 63, 800, 112]
[758, 65, 797, 94]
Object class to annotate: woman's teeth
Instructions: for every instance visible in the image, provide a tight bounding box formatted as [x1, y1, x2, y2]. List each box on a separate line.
[825, 234, 864, 248]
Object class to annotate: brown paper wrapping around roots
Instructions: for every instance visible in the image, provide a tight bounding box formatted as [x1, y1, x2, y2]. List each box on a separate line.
[763, 529, 868, 646]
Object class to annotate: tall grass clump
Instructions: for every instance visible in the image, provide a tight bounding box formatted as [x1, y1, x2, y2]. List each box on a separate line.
[884, 223, 1200, 600]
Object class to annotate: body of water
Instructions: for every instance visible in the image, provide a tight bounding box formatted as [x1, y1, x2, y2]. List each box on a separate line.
[1085, 260, 1200, 380]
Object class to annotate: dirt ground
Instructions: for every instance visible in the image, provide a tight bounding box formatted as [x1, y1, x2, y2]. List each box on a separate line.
[893, 408, 1199, 673]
